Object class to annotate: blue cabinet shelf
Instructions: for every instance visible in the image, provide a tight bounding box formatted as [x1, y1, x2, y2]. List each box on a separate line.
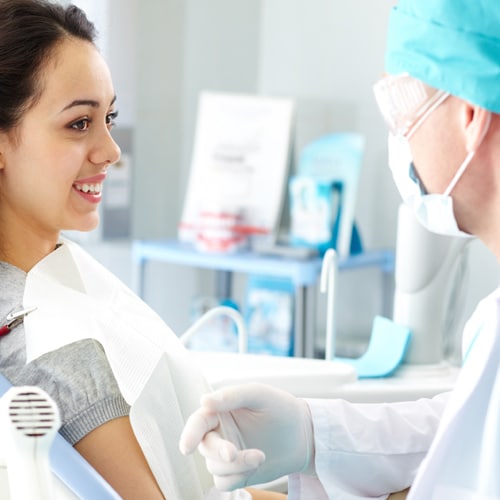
[132, 239, 395, 356]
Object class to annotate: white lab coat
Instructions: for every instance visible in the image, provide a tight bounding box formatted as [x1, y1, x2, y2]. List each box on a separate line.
[22, 240, 248, 500]
[290, 287, 500, 500]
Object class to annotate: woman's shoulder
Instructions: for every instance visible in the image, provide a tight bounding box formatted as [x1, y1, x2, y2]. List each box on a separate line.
[0, 260, 26, 280]
[0, 261, 26, 317]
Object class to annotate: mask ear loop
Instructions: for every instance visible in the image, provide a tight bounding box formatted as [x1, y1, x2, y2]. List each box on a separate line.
[444, 151, 475, 197]
[443, 111, 492, 197]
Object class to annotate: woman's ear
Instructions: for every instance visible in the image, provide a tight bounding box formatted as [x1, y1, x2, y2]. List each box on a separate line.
[464, 104, 492, 153]
[0, 133, 10, 169]
[0, 135, 6, 169]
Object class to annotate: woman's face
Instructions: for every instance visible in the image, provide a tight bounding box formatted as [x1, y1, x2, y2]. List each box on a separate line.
[0, 38, 121, 240]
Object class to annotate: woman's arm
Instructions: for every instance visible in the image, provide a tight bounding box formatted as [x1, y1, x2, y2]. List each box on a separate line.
[245, 487, 408, 499]
[388, 488, 410, 499]
[246, 488, 287, 499]
[75, 416, 164, 499]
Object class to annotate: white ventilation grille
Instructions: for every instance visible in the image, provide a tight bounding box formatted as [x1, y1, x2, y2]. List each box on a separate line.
[7, 389, 58, 438]
[0, 386, 61, 499]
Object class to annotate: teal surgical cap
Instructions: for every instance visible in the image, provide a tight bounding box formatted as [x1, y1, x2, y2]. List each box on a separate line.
[385, 0, 500, 113]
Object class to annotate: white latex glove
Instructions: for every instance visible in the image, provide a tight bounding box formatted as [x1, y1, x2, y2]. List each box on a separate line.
[179, 383, 315, 491]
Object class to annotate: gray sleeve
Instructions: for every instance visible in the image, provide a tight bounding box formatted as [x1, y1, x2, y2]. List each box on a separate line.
[5, 338, 130, 445]
[1, 262, 130, 445]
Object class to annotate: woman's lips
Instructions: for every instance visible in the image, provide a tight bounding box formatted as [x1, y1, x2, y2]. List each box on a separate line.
[73, 173, 106, 203]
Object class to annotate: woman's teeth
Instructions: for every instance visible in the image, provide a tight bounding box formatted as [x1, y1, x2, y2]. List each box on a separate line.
[75, 183, 102, 194]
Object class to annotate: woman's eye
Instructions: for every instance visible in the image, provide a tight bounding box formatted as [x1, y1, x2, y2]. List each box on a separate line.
[70, 118, 90, 131]
[106, 110, 119, 128]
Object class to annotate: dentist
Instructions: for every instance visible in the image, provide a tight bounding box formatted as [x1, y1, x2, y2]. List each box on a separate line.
[180, 1, 500, 498]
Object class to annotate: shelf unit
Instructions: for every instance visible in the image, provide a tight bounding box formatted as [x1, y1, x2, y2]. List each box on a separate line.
[132, 239, 395, 357]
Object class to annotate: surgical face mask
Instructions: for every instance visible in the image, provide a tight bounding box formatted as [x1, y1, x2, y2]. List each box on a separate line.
[387, 133, 475, 238]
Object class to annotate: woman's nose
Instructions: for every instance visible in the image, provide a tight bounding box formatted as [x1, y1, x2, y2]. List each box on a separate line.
[90, 129, 121, 167]
[108, 136, 122, 165]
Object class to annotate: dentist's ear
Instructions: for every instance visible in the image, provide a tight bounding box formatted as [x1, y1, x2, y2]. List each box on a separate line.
[464, 104, 492, 153]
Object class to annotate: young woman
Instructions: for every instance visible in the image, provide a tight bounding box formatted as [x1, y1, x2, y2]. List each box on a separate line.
[0, 3, 286, 499]
[0, 1, 167, 497]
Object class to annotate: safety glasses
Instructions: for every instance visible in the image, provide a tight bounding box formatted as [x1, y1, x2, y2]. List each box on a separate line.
[373, 73, 450, 138]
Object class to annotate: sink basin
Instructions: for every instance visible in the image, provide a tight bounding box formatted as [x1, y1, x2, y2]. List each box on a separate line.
[190, 351, 357, 397]
[190, 352, 459, 402]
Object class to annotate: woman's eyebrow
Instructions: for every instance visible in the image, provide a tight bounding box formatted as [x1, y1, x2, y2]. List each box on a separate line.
[61, 95, 117, 112]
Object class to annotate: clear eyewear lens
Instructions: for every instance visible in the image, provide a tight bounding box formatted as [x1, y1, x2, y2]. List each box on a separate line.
[374, 74, 449, 137]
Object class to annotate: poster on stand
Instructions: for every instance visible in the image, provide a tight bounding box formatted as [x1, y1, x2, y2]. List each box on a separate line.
[179, 91, 295, 249]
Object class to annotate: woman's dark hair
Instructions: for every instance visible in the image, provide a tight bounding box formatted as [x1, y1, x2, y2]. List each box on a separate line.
[0, 0, 97, 132]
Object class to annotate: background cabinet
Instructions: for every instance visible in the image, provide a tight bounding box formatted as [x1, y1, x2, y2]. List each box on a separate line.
[133, 239, 395, 357]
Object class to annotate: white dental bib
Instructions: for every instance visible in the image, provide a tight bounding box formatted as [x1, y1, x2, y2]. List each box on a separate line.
[22, 240, 222, 499]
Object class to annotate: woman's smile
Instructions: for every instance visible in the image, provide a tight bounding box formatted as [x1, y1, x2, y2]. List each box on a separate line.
[73, 173, 107, 204]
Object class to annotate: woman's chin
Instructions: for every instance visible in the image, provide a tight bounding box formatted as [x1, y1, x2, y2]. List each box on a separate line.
[64, 216, 100, 234]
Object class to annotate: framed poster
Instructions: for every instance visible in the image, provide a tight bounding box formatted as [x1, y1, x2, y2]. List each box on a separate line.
[179, 92, 295, 245]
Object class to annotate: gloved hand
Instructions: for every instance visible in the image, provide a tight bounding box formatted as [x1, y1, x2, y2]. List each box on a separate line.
[179, 383, 315, 491]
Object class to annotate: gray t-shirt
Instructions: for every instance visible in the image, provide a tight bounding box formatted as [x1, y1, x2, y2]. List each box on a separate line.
[0, 261, 130, 445]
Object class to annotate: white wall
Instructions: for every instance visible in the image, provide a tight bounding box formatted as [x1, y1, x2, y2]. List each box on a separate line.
[70, 0, 136, 127]
[254, 1, 400, 343]
[131, 0, 262, 240]
[178, 0, 262, 226]
[258, 0, 399, 249]
[130, 0, 399, 247]
[124, 1, 403, 336]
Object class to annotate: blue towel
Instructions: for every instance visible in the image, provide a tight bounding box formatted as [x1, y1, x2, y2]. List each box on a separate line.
[337, 315, 411, 378]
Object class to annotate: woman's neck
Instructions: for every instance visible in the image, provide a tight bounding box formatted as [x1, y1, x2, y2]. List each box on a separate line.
[0, 228, 59, 272]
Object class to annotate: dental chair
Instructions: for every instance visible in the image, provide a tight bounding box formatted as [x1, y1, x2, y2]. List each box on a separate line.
[0, 306, 328, 500]
[0, 372, 120, 500]
[0, 305, 346, 499]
